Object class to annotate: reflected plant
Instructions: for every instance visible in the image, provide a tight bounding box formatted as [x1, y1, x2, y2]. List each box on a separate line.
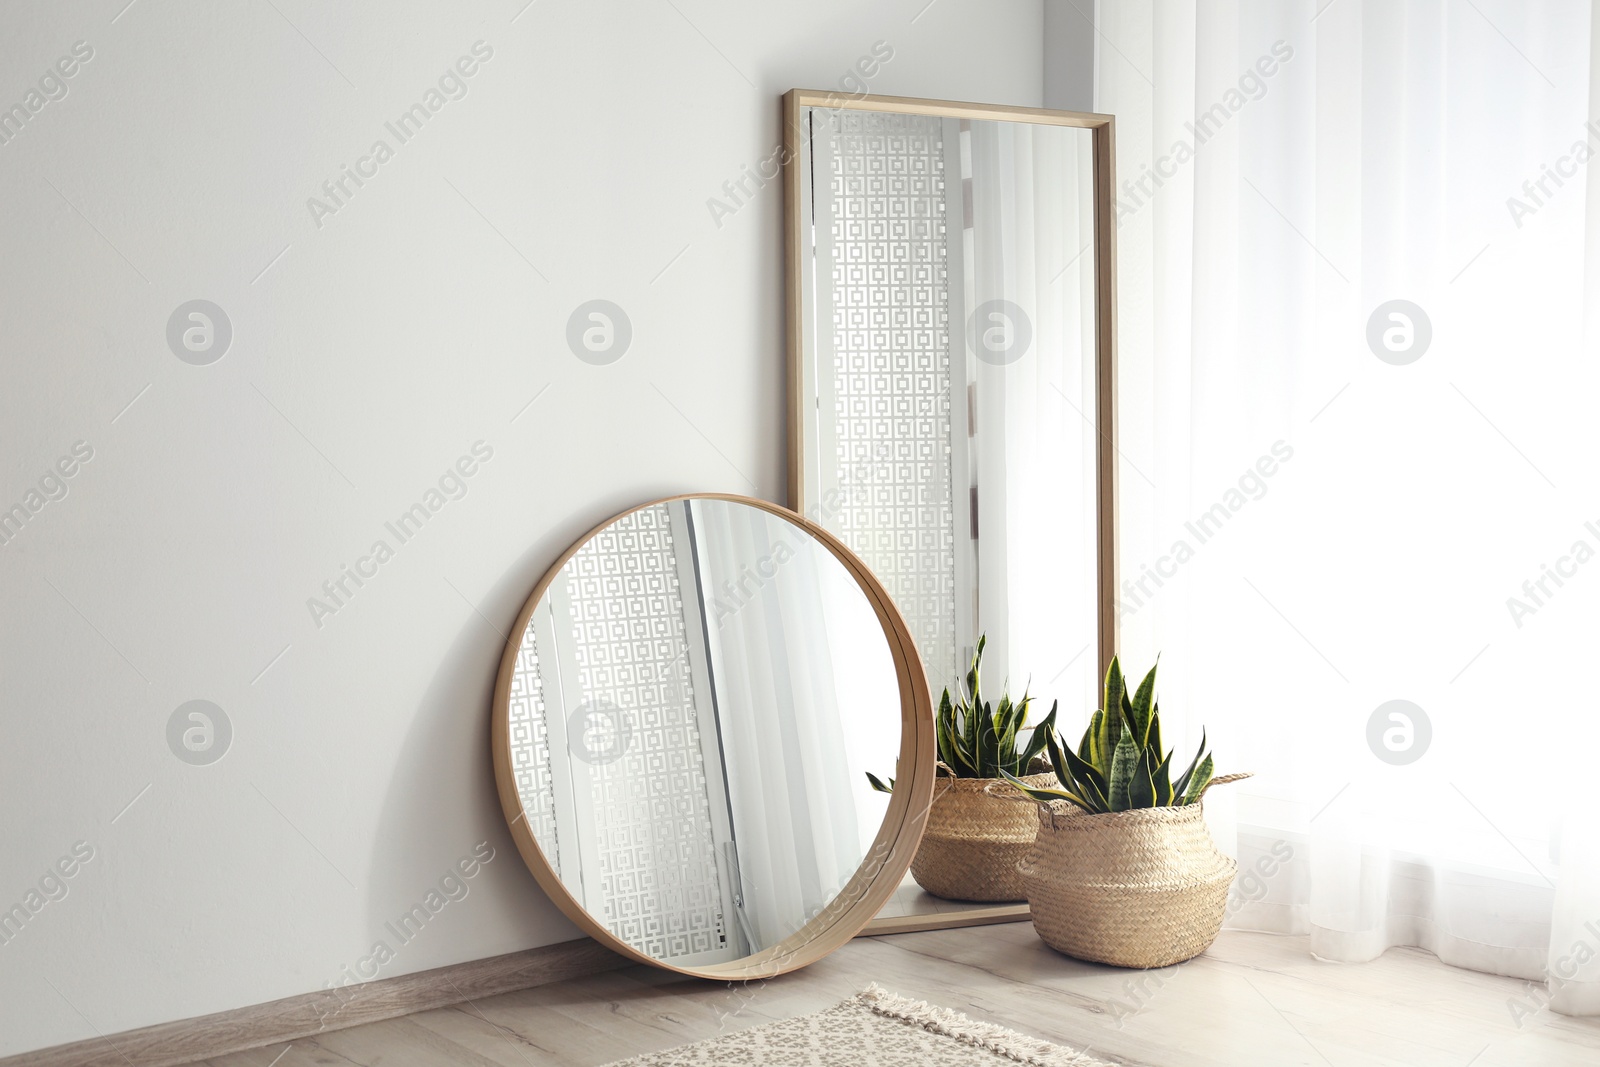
[1001, 656, 1230, 813]
[867, 634, 1057, 790]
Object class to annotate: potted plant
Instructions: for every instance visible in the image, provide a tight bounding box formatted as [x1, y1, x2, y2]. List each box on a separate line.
[868, 635, 1058, 902]
[1000, 657, 1249, 968]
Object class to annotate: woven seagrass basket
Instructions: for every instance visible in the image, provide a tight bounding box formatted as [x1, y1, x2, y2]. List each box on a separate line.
[1017, 775, 1249, 969]
[909, 769, 1056, 902]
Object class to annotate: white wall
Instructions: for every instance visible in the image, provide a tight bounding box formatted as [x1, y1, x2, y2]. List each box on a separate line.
[0, 0, 1042, 1055]
[1043, 0, 1096, 111]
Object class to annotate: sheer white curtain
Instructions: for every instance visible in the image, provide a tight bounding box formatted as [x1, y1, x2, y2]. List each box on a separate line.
[689, 502, 894, 950]
[1099, 0, 1600, 1016]
[966, 119, 1101, 707]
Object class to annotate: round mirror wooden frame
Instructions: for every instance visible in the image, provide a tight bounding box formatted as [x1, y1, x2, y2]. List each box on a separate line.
[491, 493, 935, 979]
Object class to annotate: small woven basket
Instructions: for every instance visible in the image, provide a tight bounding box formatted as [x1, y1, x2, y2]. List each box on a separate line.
[909, 770, 1056, 902]
[1018, 776, 1248, 969]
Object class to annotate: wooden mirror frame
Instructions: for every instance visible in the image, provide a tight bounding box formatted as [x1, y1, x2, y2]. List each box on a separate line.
[491, 493, 936, 979]
[781, 91, 1120, 935]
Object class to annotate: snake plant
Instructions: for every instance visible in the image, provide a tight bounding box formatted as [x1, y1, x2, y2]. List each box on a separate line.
[867, 635, 1057, 791]
[1000, 656, 1222, 813]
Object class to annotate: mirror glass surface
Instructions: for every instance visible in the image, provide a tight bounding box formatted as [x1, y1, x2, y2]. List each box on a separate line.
[792, 101, 1106, 925]
[504, 498, 902, 968]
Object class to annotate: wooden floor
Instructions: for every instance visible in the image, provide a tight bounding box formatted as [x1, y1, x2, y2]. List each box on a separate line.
[203, 923, 1600, 1067]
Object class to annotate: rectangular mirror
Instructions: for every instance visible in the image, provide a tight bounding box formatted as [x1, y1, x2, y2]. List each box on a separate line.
[783, 91, 1119, 934]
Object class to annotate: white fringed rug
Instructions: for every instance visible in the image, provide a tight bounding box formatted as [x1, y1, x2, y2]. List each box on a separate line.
[602, 984, 1116, 1066]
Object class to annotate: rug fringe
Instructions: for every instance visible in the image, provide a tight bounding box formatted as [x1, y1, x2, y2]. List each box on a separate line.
[856, 984, 1112, 1067]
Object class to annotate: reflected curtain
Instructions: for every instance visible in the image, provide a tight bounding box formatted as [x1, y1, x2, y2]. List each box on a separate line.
[966, 119, 1102, 710]
[688, 502, 882, 950]
[1099, 0, 1600, 1016]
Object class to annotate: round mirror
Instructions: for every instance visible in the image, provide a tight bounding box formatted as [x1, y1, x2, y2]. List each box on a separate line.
[492, 494, 934, 978]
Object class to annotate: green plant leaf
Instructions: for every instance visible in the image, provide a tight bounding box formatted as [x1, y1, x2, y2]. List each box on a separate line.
[1102, 658, 1125, 719]
[1108, 729, 1139, 811]
[942, 712, 977, 776]
[1100, 659, 1125, 768]
[935, 634, 1099, 781]
[1044, 729, 1070, 789]
[1181, 752, 1214, 805]
[963, 693, 981, 769]
[999, 769, 1095, 813]
[935, 688, 954, 761]
[1153, 749, 1174, 807]
[951, 733, 978, 776]
[998, 719, 1020, 776]
[1129, 662, 1157, 748]
[996, 695, 1018, 772]
[1129, 748, 1157, 809]
[1119, 700, 1142, 750]
[1081, 709, 1103, 771]
[966, 640, 983, 708]
[865, 772, 894, 794]
[1171, 730, 1207, 801]
[1055, 735, 1107, 797]
[977, 700, 998, 776]
[1019, 700, 1058, 768]
[1076, 772, 1110, 812]
[1060, 746, 1110, 811]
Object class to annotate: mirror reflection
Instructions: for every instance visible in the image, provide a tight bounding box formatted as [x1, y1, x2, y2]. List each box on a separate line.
[504, 498, 900, 967]
[793, 103, 1101, 711]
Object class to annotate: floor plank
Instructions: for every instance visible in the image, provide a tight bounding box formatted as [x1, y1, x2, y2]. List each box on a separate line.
[213, 926, 1600, 1066]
